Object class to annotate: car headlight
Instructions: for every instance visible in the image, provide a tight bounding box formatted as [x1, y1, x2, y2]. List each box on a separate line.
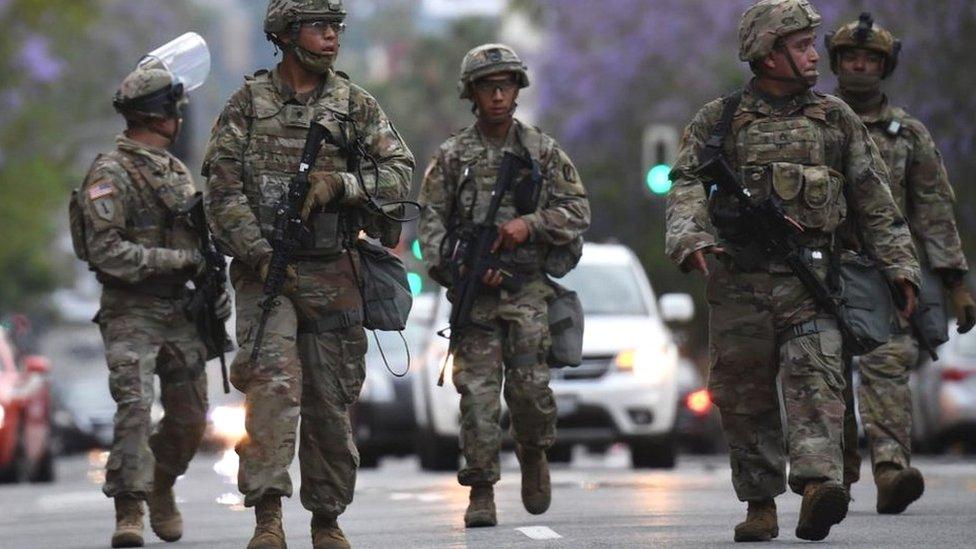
[613, 344, 677, 385]
[0, 404, 5, 430]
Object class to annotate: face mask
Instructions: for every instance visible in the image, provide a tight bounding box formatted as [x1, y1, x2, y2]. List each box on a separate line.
[838, 72, 882, 94]
[293, 45, 335, 75]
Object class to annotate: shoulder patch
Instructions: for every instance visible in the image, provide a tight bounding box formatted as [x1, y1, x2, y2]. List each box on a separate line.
[562, 162, 576, 182]
[88, 181, 115, 200]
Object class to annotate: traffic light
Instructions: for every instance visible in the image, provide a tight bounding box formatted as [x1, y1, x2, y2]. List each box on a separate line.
[407, 272, 423, 297]
[641, 124, 679, 196]
[411, 238, 423, 261]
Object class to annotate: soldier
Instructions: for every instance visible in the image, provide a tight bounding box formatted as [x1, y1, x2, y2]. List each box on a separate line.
[418, 44, 590, 528]
[202, 1, 413, 548]
[666, 0, 921, 542]
[71, 65, 229, 547]
[826, 14, 976, 514]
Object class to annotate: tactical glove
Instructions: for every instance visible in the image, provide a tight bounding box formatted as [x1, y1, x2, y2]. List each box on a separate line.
[257, 254, 298, 295]
[950, 283, 976, 334]
[301, 171, 347, 221]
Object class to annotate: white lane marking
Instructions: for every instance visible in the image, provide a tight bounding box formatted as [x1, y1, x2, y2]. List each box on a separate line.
[516, 526, 562, 540]
[36, 491, 106, 512]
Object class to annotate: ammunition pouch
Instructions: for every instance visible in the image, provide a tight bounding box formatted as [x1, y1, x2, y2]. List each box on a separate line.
[913, 264, 949, 349]
[547, 279, 584, 368]
[831, 251, 893, 356]
[355, 239, 412, 331]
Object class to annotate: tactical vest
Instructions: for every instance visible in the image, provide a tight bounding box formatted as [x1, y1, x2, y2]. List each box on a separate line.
[451, 122, 551, 273]
[242, 71, 355, 256]
[727, 104, 848, 243]
[70, 148, 198, 286]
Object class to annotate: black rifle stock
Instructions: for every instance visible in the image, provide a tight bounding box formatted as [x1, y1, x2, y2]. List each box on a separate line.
[186, 193, 233, 393]
[251, 122, 328, 362]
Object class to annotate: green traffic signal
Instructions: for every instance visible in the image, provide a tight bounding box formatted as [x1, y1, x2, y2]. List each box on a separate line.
[411, 239, 423, 261]
[646, 164, 672, 195]
[407, 272, 423, 297]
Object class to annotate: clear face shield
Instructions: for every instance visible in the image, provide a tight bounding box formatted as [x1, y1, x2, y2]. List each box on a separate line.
[138, 32, 211, 92]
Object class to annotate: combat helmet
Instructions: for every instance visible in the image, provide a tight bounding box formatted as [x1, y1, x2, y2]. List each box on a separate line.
[825, 13, 901, 78]
[264, 0, 346, 36]
[112, 65, 186, 120]
[458, 43, 529, 99]
[738, 0, 822, 63]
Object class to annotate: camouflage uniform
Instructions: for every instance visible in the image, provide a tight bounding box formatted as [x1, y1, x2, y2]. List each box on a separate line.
[203, 65, 413, 516]
[76, 134, 208, 499]
[419, 115, 589, 485]
[666, 49, 919, 509]
[827, 18, 970, 485]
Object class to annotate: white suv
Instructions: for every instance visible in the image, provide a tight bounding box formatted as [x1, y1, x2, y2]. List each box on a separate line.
[411, 242, 693, 470]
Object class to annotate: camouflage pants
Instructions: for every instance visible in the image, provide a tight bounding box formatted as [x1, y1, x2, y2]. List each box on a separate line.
[453, 278, 557, 486]
[230, 254, 366, 517]
[842, 330, 917, 485]
[96, 290, 208, 499]
[706, 258, 846, 501]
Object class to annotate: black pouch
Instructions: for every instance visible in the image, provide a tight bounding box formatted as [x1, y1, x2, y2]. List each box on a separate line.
[914, 265, 949, 348]
[833, 252, 894, 355]
[355, 239, 412, 331]
[547, 280, 584, 368]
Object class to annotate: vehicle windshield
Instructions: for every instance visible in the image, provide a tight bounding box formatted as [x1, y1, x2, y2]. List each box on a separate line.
[558, 261, 651, 316]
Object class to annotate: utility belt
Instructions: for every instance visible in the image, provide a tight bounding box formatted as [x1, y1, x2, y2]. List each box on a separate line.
[720, 234, 833, 274]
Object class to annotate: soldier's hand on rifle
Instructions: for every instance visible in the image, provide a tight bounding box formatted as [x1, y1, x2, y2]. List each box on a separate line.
[215, 289, 233, 321]
[894, 276, 917, 319]
[949, 283, 976, 333]
[492, 218, 531, 252]
[482, 268, 504, 288]
[683, 245, 725, 276]
[301, 171, 347, 221]
[257, 254, 298, 294]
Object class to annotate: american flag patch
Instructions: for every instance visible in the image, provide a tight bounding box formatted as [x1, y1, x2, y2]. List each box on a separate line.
[88, 182, 114, 200]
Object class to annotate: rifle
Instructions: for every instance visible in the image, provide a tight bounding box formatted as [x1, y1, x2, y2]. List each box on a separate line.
[696, 144, 873, 353]
[185, 193, 233, 393]
[437, 152, 530, 385]
[251, 122, 328, 362]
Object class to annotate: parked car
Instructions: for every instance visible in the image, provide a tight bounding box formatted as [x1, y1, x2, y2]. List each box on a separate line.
[0, 326, 55, 483]
[352, 293, 435, 468]
[911, 322, 976, 452]
[411, 242, 694, 470]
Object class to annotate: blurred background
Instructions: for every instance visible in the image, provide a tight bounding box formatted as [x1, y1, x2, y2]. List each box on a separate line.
[1, 0, 975, 480]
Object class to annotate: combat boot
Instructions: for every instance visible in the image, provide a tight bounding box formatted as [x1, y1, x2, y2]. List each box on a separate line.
[311, 513, 350, 549]
[464, 483, 497, 528]
[875, 464, 924, 514]
[111, 496, 145, 548]
[733, 499, 778, 542]
[247, 496, 286, 549]
[517, 445, 551, 514]
[795, 480, 849, 541]
[147, 466, 182, 542]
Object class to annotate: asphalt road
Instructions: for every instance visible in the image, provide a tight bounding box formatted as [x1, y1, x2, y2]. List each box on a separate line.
[1, 448, 974, 548]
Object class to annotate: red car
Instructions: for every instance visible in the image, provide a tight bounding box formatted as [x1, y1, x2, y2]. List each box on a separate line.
[0, 326, 55, 483]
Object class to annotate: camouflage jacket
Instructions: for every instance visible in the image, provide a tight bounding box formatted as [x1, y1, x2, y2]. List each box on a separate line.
[202, 67, 414, 266]
[76, 135, 200, 287]
[666, 80, 920, 286]
[417, 119, 590, 285]
[851, 98, 968, 277]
